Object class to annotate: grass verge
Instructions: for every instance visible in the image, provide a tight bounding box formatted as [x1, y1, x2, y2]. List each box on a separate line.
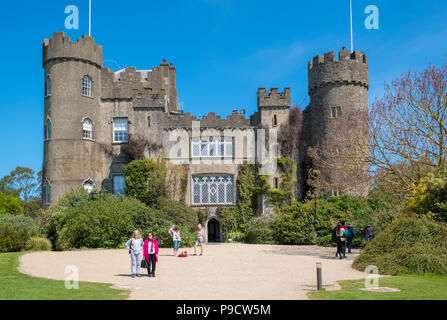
[0, 252, 129, 300]
[308, 274, 447, 300]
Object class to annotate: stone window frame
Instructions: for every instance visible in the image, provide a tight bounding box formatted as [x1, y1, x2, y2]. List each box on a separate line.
[81, 117, 94, 141]
[45, 75, 52, 98]
[330, 106, 342, 119]
[44, 117, 52, 141]
[81, 75, 93, 98]
[112, 118, 129, 144]
[331, 187, 342, 196]
[191, 175, 235, 206]
[82, 179, 95, 193]
[43, 179, 51, 205]
[112, 174, 126, 196]
[191, 136, 234, 159]
[272, 114, 278, 127]
[273, 177, 280, 189]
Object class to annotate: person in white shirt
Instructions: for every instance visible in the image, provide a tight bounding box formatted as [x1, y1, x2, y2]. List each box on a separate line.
[125, 230, 144, 278]
[169, 225, 181, 256]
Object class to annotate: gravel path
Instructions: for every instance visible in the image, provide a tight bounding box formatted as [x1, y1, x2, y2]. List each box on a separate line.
[19, 244, 366, 300]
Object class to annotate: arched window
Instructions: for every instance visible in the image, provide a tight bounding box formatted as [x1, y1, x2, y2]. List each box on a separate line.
[82, 75, 92, 97]
[83, 180, 94, 193]
[44, 180, 51, 204]
[45, 119, 52, 140]
[82, 118, 93, 140]
[45, 77, 51, 97]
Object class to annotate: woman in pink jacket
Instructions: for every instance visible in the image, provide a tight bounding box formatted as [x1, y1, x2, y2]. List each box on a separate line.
[143, 232, 159, 277]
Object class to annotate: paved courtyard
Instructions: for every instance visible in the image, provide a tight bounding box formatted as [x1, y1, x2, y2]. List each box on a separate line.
[19, 244, 367, 300]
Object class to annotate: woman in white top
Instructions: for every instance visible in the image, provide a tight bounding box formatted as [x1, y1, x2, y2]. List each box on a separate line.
[125, 230, 144, 277]
[169, 225, 181, 256]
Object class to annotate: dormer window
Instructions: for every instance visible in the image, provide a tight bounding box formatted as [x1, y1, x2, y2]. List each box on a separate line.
[82, 75, 92, 97]
[331, 106, 342, 118]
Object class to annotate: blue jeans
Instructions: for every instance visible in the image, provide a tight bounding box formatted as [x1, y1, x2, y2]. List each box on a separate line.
[173, 240, 181, 251]
[347, 238, 353, 253]
[130, 251, 141, 275]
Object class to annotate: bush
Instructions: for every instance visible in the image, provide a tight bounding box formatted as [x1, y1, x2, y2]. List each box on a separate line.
[0, 215, 36, 252]
[353, 214, 447, 275]
[407, 170, 447, 223]
[273, 203, 317, 245]
[124, 158, 167, 206]
[247, 215, 275, 244]
[26, 237, 52, 251]
[47, 189, 197, 250]
[155, 198, 199, 232]
[47, 192, 148, 250]
[0, 192, 23, 215]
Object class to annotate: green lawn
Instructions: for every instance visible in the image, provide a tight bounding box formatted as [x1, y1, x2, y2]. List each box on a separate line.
[308, 274, 447, 300]
[0, 252, 129, 300]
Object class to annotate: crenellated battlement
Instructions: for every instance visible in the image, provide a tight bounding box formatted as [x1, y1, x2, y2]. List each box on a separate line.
[257, 87, 291, 109]
[308, 48, 369, 95]
[164, 110, 251, 129]
[101, 60, 177, 111]
[42, 31, 103, 68]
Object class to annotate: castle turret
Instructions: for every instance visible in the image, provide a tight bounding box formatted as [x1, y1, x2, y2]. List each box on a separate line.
[301, 48, 369, 197]
[42, 32, 104, 206]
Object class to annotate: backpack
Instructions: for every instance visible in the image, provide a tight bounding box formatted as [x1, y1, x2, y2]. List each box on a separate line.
[331, 228, 338, 243]
[343, 229, 350, 238]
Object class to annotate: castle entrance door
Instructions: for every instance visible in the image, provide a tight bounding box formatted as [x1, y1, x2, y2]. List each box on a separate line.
[207, 218, 221, 242]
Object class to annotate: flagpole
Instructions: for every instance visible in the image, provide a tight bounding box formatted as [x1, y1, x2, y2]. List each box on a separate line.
[350, 0, 353, 52]
[89, 0, 91, 36]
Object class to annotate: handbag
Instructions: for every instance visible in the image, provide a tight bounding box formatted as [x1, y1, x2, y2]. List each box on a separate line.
[141, 258, 148, 268]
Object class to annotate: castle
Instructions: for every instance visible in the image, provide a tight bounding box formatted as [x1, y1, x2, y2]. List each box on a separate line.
[42, 32, 369, 242]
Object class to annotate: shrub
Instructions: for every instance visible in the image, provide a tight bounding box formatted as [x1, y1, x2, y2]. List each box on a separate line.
[0, 215, 36, 252]
[247, 214, 275, 244]
[155, 198, 199, 232]
[47, 189, 197, 250]
[273, 203, 317, 245]
[0, 192, 23, 215]
[47, 192, 148, 250]
[26, 237, 52, 251]
[407, 170, 447, 223]
[353, 214, 447, 275]
[124, 158, 167, 206]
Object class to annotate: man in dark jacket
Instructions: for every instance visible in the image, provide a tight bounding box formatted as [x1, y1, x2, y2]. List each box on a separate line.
[347, 223, 356, 254]
[363, 224, 374, 242]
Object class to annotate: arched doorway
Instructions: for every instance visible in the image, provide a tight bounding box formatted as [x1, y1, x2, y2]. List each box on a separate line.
[207, 218, 221, 243]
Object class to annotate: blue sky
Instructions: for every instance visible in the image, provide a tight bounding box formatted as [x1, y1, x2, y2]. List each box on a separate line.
[1, 0, 447, 178]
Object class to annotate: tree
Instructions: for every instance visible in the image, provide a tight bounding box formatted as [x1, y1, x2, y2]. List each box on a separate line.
[0, 192, 23, 215]
[407, 170, 447, 223]
[123, 158, 167, 206]
[2, 167, 40, 201]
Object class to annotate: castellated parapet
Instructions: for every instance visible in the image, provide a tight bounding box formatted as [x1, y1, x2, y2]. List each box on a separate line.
[257, 88, 291, 109]
[308, 48, 368, 95]
[43, 31, 103, 68]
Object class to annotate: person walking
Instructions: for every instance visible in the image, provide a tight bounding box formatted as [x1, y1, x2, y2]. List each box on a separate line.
[143, 232, 159, 277]
[346, 222, 356, 254]
[334, 224, 346, 259]
[169, 225, 181, 256]
[363, 224, 374, 242]
[125, 230, 144, 278]
[194, 224, 205, 256]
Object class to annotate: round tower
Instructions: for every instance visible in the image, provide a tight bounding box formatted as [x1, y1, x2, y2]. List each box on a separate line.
[304, 47, 369, 196]
[42, 31, 104, 206]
